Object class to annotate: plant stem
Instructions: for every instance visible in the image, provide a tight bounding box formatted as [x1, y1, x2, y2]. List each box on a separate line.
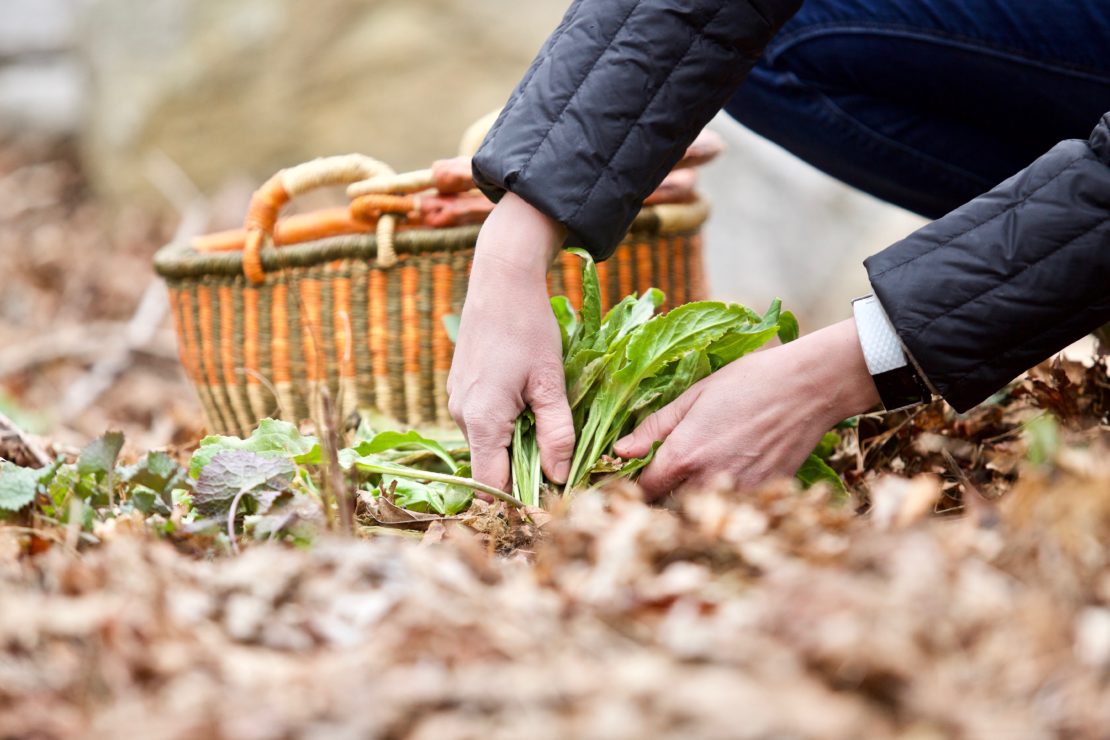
[354, 461, 524, 509]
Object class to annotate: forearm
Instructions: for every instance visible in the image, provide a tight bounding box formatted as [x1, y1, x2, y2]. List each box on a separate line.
[865, 112, 1110, 412]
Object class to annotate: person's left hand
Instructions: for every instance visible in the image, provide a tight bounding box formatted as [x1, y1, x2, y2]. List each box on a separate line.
[613, 319, 881, 498]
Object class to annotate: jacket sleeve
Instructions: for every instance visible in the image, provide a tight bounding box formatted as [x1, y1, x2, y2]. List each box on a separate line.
[471, 0, 802, 260]
[866, 112, 1110, 413]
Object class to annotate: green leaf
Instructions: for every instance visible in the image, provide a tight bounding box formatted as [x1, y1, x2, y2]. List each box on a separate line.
[567, 301, 751, 487]
[814, 431, 840, 460]
[565, 351, 606, 409]
[705, 299, 783, 369]
[610, 441, 662, 481]
[189, 419, 320, 478]
[0, 462, 39, 512]
[511, 412, 541, 506]
[381, 475, 472, 516]
[795, 454, 847, 498]
[442, 313, 461, 344]
[631, 349, 712, 427]
[192, 450, 294, 517]
[77, 431, 125, 478]
[383, 477, 442, 514]
[441, 483, 474, 515]
[510, 254, 796, 497]
[598, 288, 665, 349]
[130, 485, 172, 516]
[567, 248, 601, 349]
[341, 430, 457, 472]
[1024, 414, 1059, 466]
[777, 310, 800, 343]
[551, 295, 578, 354]
[121, 451, 186, 497]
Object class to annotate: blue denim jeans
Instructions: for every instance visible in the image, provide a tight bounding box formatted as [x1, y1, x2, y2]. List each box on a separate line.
[725, 0, 1110, 218]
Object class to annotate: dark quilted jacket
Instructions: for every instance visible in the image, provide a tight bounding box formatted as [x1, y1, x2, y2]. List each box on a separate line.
[472, 0, 1110, 412]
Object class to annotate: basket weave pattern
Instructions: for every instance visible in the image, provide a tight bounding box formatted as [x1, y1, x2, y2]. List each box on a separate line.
[162, 222, 707, 434]
[155, 130, 721, 435]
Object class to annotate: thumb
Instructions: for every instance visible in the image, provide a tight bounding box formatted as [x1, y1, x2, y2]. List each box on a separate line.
[524, 369, 575, 484]
[614, 386, 701, 458]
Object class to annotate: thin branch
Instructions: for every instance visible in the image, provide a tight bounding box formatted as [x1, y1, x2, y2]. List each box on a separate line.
[0, 409, 50, 467]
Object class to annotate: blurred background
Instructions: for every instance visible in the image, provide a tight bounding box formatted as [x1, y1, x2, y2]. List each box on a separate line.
[0, 0, 925, 449]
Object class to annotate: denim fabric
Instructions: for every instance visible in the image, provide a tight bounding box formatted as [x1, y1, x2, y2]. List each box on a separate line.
[725, 0, 1110, 217]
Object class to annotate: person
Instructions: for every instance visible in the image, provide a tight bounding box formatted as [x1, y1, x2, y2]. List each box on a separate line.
[447, 0, 1110, 498]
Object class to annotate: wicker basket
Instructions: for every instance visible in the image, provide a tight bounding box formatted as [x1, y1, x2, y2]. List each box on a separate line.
[155, 146, 714, 435]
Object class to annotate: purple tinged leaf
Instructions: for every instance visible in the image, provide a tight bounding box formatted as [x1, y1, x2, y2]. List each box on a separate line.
[193, 450, 294, 517]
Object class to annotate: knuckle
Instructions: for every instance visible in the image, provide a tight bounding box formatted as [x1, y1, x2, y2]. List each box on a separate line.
[663, 447, 697, 478]
[463, 399, 501, 425]
[528, 367, 567, 404]
[541, 423, 576, 450]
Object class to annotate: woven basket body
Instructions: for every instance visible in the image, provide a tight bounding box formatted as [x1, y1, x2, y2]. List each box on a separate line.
[156, 202, 709, 434]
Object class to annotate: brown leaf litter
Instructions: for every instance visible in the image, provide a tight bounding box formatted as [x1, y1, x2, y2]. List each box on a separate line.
[2, 439, 1109, 739]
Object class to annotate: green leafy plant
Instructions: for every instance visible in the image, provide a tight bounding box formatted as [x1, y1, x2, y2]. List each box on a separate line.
[510, 249, 841, 504]
[0, 432, 192, 541]
[0, 255, 845, 550]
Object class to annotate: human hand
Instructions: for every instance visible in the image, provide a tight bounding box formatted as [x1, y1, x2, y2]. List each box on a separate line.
[447, 192, 575, 491]
[614, 319, 880, 498]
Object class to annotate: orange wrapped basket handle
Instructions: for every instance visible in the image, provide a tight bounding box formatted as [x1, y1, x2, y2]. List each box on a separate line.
[242, 154, 395, 284]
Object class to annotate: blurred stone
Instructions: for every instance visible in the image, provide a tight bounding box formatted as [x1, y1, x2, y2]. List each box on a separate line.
[76, 0, 569, 203]
[0, 59, 84, 133]
[0, 0, 75, 54]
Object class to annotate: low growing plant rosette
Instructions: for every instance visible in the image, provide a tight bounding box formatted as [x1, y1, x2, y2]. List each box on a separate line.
[509, 249, 841, 505]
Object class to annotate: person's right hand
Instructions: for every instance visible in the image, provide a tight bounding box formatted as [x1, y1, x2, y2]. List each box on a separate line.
[446, 192, 576, 492]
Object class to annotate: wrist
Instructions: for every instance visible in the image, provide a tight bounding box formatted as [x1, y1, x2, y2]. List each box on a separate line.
[474, 192, 564, 280]
[794, 319, 881, 425]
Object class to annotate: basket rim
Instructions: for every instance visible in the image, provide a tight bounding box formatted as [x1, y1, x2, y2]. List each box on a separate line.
[154, 199, 709, 281]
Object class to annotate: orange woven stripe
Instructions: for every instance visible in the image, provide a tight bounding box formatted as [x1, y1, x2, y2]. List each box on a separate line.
[333, 273, 355, 379]
[596, 259, 611, 312]
[616, 244, 633, 298]
[400, 265, 420, 375]
[218, 285, 237, 387]
[243, 288, 260, 384]
[688, 234, 707, 301]
[271, 283, 290, 383]
[369, 269, 388, 380]
[299, 279, 323, 382]
[560, 251, 582, 310]
[195, 285, 221, 387]
[635, 241, 652, 296]
[170, 289, 195, 382]
[671, 237, 687, 306]
[432, 262, 452, 372]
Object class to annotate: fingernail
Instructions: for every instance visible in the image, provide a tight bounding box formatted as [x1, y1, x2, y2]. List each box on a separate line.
[553, 460, 570, 484]
[613, 437, 631, 456]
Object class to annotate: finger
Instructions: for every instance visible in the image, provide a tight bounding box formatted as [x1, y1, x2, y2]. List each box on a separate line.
[613, 385, 702, 458]
[465, 410, 516, 493]
[447, 394, 467, 443]
[637, 433, 695, 501]
[470, 444, 511, 495]
[524, 368, 575, 484]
